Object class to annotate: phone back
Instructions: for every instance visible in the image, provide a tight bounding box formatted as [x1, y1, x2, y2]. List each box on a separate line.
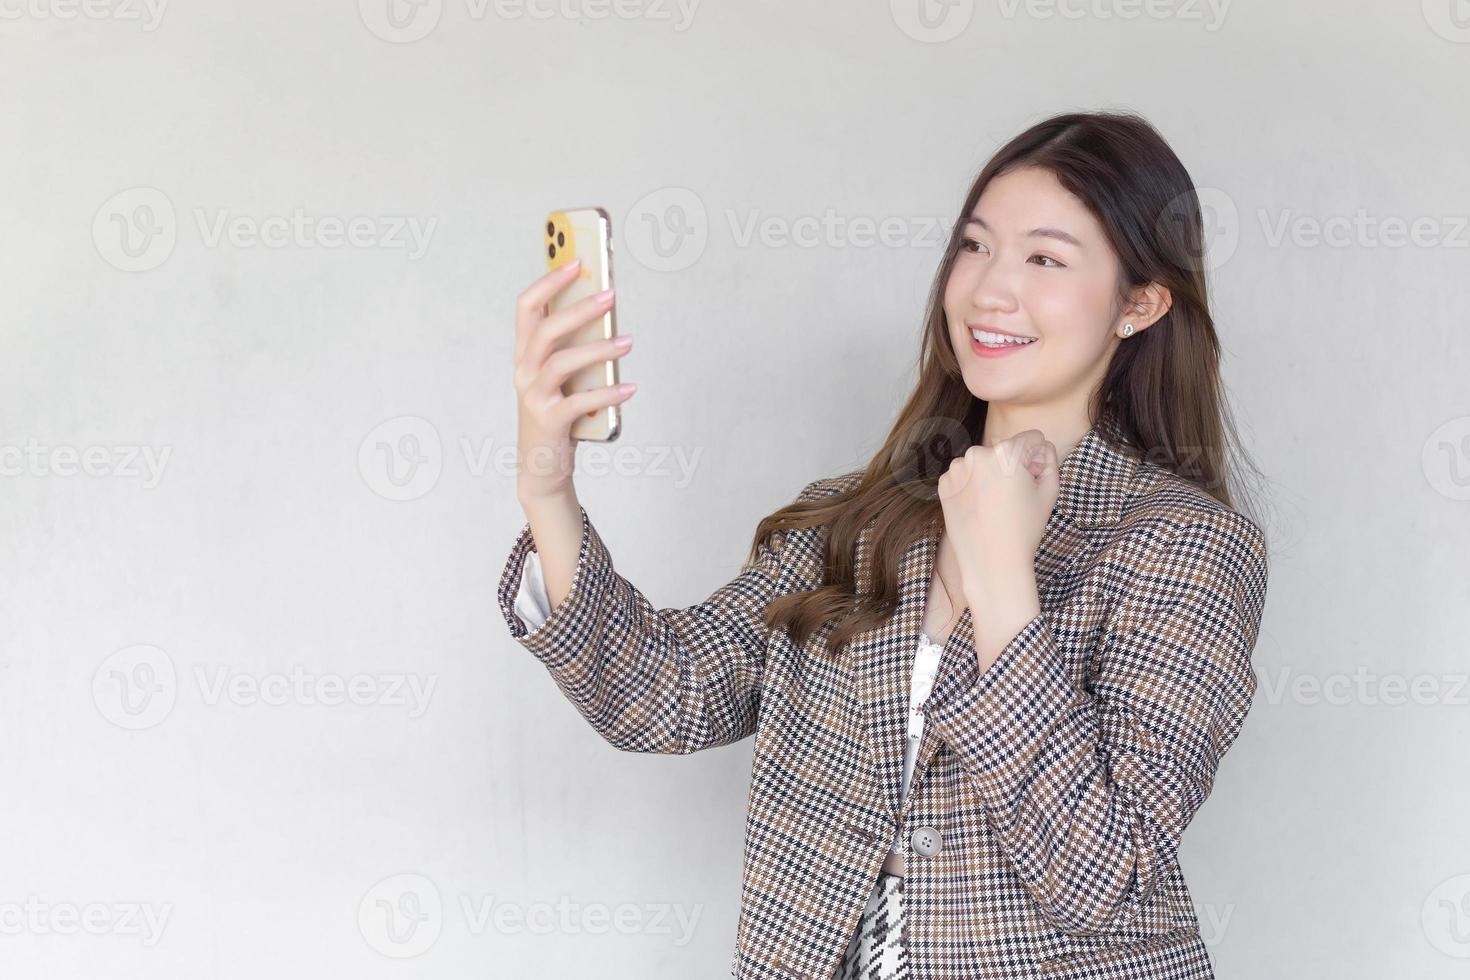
[545, 207, 620, 442]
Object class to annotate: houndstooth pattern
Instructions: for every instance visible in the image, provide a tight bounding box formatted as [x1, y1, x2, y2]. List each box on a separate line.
[838, 872, 911, 980]
[495, 415, 1270, 979]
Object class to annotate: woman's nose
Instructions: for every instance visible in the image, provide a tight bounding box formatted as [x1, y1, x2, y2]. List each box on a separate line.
[969, 266, 1021, 313]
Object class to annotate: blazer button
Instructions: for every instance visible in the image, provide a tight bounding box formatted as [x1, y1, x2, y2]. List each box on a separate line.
[911, 825, 942, 857]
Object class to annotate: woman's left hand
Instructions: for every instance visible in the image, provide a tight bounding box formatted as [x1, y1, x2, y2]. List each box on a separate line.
[937, 429, 1061, 669]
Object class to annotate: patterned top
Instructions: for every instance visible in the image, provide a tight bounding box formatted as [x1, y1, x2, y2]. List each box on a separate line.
[515, 551, 949, 863]
[495, 414, 1271, 979]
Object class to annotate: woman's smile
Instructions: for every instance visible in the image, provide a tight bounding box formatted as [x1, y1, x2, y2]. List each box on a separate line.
[969, 329, 1039, 358]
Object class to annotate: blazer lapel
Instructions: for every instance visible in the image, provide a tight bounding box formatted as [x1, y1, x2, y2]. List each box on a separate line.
[845, 415, 1139, 823]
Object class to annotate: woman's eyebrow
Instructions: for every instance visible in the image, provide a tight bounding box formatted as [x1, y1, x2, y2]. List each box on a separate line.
[966, 214, 1083, 248]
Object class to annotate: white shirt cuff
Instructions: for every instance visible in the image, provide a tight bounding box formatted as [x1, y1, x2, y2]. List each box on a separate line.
[512, 548, 553, 631]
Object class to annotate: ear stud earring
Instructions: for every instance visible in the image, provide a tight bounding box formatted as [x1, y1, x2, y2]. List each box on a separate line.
[1119, 323, 1135, 337]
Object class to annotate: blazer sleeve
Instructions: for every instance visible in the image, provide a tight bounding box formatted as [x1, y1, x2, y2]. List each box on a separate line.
[919, 511, 1270, 936]
[495, 478, 833, 755]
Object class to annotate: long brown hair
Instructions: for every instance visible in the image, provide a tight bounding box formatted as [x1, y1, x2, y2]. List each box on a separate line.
[749, 109, 1269, 662]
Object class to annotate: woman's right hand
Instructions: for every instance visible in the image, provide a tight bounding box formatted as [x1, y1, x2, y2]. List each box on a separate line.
[513, 258, 637, 503]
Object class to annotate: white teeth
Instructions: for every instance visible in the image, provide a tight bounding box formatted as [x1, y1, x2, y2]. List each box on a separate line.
[971, 329, 1035, 346]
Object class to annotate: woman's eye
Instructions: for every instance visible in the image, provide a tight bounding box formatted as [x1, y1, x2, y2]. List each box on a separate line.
[959, 239, 1062, 268]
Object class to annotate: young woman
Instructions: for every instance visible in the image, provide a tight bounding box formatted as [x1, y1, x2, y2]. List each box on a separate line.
[500, 110, 1271, 980]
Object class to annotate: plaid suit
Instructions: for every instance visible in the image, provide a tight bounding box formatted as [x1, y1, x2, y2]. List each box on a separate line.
[496, 415, 1270, 979]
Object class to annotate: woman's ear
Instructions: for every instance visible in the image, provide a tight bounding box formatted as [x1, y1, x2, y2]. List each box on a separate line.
[1119, 282, 1173, 335]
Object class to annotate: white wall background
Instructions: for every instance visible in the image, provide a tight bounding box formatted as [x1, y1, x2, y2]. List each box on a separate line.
[3, 0, 1468, 976]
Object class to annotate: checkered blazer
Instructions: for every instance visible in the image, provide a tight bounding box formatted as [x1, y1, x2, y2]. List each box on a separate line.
[496, 415, 1270, 979]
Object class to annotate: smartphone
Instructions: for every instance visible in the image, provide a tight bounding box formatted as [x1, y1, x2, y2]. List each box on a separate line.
[544, 206, 621, 442]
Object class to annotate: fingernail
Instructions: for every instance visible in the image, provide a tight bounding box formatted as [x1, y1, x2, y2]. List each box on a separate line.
[618, 383, 637, 395]
[566, 258, 582, 272]
[612, 334, 633, 348]
[594, 288, 615, 302]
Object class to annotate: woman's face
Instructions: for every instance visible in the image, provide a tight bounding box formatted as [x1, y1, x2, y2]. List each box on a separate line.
[943, 165, 1126, 411]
